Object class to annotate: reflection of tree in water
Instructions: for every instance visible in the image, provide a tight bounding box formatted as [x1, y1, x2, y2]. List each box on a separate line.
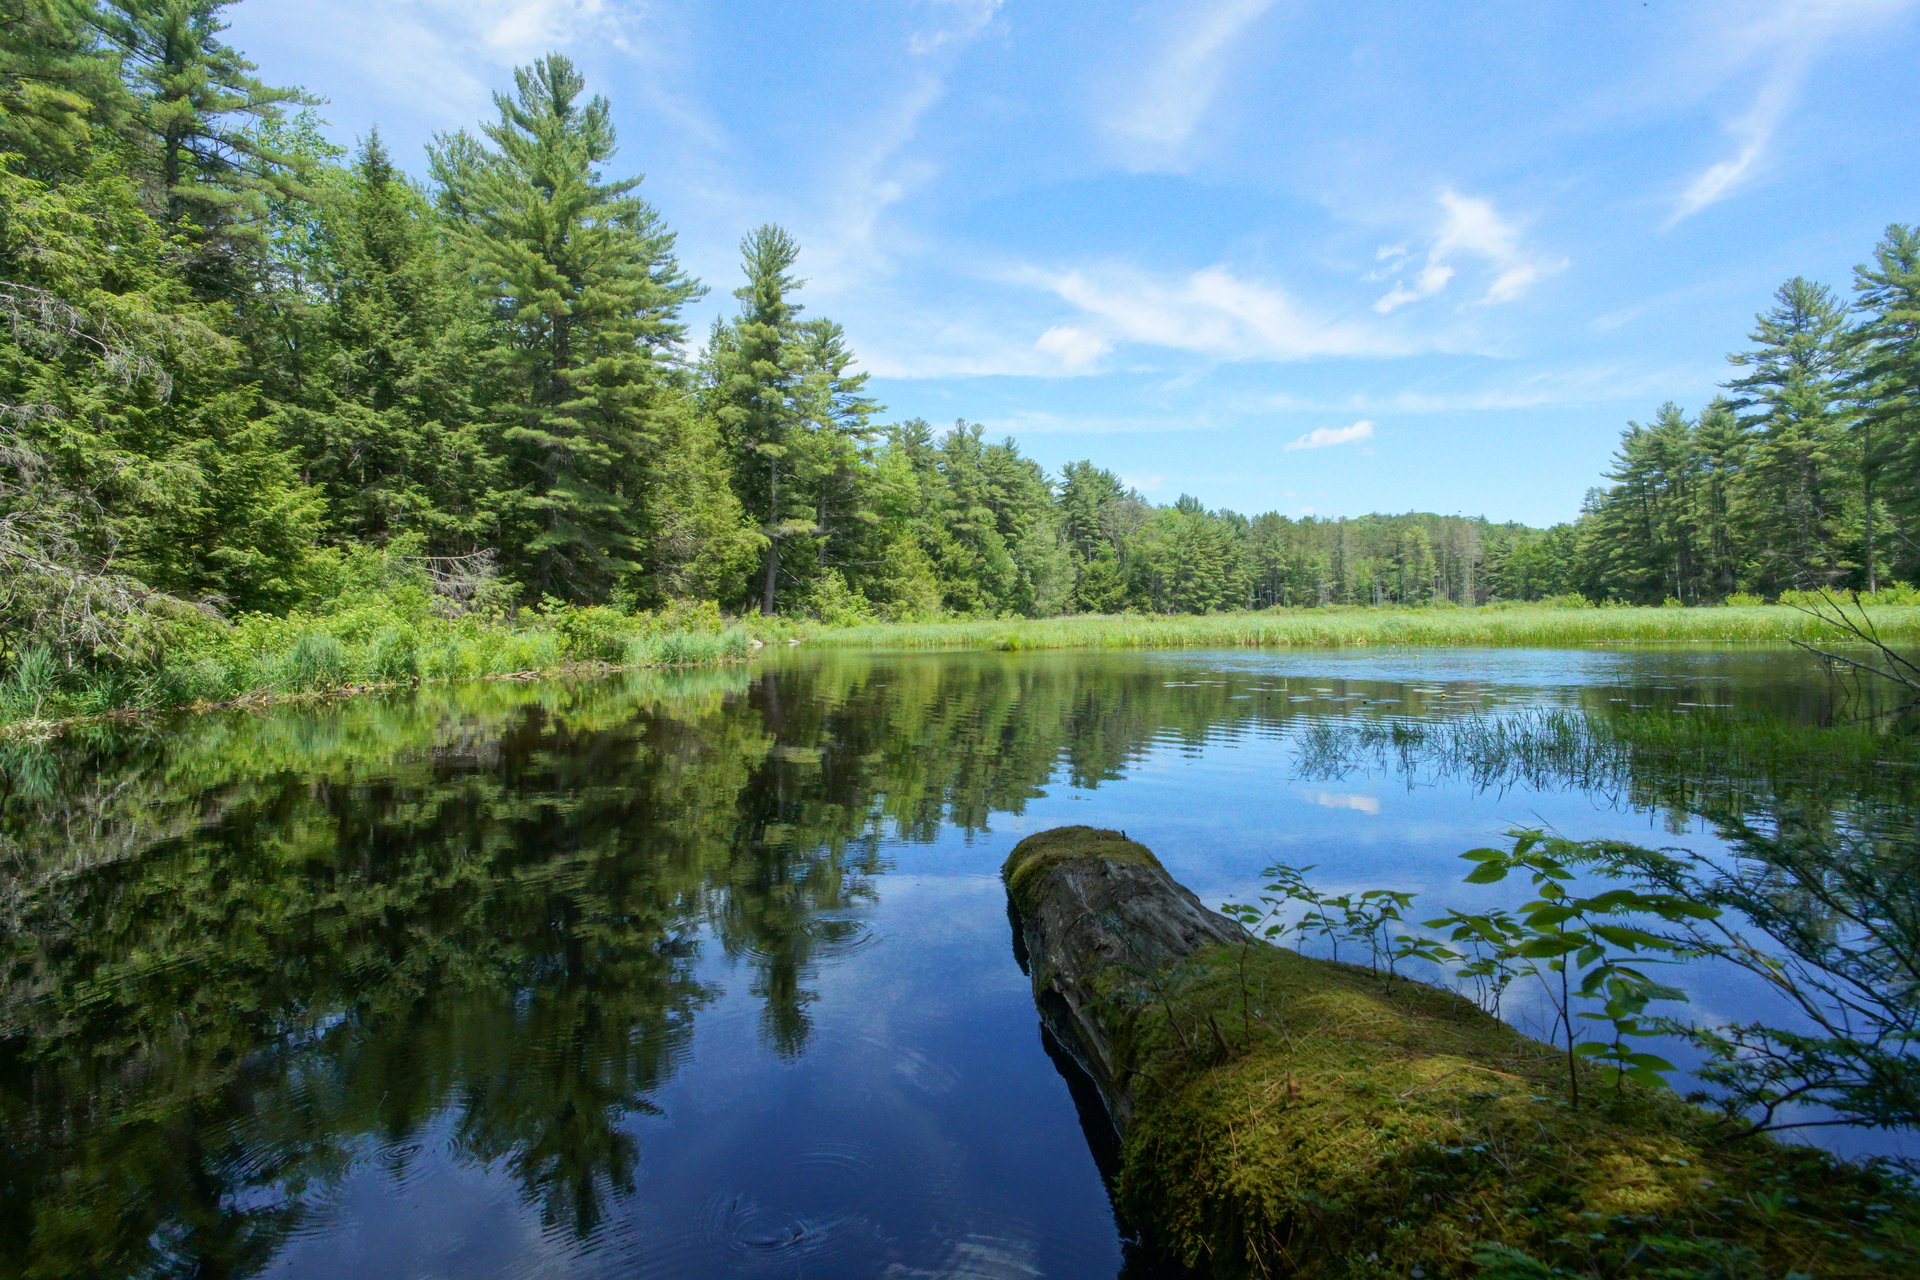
[1, 652, 1907, 1276]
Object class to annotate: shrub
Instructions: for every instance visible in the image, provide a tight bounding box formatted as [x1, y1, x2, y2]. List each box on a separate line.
[282, 631, 350, 691]
[802, 569, 875, 627]
[553, 604, 633, 663]
[1724, 591, 1767, 607]
[369, 627, 421, 682]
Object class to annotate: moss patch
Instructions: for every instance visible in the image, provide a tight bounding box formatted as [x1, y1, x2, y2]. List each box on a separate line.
[1015, 844, 1920, 1278]
[1001, 825, 1163, 914]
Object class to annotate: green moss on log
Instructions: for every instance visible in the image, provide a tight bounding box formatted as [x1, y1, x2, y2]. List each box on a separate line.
[1007, 829, 1920, 1278]
[1001, 824, 1163, 914]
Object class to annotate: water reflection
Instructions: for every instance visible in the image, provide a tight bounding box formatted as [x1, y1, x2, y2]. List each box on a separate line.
[0, 648, 1913, 1277]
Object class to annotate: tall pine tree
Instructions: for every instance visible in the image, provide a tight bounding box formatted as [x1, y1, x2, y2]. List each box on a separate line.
[433, 54, 702, 602]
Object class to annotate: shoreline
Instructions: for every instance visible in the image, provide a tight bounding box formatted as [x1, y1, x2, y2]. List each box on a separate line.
[0, 647, 764, 742]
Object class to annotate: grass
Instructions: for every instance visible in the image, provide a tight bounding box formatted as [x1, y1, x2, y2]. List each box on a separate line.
[1004, 828, 1920, 1279]
[0, 602, 759, 737]
[809, 602, 1920, 653]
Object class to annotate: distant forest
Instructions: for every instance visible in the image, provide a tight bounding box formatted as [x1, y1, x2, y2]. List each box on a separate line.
[4, 0, 1919, 653]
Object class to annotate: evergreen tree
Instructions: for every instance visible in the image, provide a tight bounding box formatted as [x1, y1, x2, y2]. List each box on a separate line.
[1692, 398, 1747, 598]
[1853, 225, 1920, 587]
[0, 0, 121, 175]
[92, 0, 315, 296]
[1727, 277, 1854, 592]
[284, 131, 492, 550]
[433, 54, 702, 601]
[709, 225, 806, 615]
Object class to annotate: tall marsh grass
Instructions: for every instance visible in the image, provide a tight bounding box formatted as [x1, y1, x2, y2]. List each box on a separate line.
[806, 604, 1920, 653]
[2, 600, 758, 732]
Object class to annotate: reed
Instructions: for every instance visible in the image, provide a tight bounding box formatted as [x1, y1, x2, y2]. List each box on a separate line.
[806, 603, 1920, 653]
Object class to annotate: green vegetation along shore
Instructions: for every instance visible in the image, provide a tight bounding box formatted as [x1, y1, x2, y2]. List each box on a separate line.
[16, 596, 1918, 736]
[0, 547, 758, 735]
[1002, 827, 1919, 1279]
[810, 600, 1920, 653]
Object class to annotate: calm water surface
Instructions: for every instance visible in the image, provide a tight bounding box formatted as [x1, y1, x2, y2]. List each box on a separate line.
[2, 646, 1914, 1277]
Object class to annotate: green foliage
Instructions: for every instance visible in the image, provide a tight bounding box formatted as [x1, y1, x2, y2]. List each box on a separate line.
[5, 13, 1920, 726]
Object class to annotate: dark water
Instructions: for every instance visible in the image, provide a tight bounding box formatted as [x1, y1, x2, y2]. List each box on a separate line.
[1, 646, 1915, 1278]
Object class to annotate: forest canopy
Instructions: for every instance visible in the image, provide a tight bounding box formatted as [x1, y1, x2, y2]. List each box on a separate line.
[3, 0, 1918, 688]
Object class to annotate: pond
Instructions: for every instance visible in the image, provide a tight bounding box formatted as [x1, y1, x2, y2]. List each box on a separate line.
[1, 645, 1914, 1278]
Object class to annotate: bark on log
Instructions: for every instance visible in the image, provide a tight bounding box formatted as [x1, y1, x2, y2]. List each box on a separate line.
[1002, 826, 1243, 1136]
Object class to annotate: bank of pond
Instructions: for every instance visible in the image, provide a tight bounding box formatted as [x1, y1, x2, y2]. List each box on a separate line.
[11, 598, 1920, 737]
[0, 645, 1914, 1276]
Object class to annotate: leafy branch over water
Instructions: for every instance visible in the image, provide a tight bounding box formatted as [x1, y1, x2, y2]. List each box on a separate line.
[1235, 828, 1920, 1140]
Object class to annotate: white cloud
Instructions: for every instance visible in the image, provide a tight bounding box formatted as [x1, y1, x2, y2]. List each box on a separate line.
[1122, 473, 1165, 493]
[1284, 419, 1373, 451]
[480, 0, 616, 57]
[1034, 325, 1112, 372]
[1374, 190, 1562, 313]
[1666, 0, 1917, 227]
[1031, 263, 1412, 363]
[1105, 0, 1278, 170]
[973, 410, 1221, 436]
[910, 0, 1004, 55]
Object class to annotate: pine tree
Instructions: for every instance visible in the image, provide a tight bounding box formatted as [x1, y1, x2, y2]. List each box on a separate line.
[1692, 398, 1747, 598]
[793, 317, 880, 595]
[1, 0, 121, 175]
[1853, 225, 1920, 587]
[710, 225, 807, 615]
[285, 131, 492, 550]
[1727, 277, 1854, 592]
[433, 54, 702, 601]
[92, 0, 315, 297]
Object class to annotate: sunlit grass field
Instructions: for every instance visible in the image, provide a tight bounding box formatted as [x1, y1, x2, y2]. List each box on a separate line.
[807, 603, 1920, 652]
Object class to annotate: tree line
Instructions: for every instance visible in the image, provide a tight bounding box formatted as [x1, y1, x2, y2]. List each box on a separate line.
[3, 0, 1918, 680]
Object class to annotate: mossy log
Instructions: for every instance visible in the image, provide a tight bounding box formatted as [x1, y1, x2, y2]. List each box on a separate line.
[1002, 826, 1918, 1279]
[1003, 826, 1242, 1135]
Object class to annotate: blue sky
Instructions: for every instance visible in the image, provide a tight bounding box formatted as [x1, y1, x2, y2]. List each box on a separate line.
[228, 0, 1920, 527]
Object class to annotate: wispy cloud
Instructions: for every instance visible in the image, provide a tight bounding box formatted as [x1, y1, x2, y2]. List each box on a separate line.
[1104, 0, 1277, 171]
[1373, 190, 1564, 313]
[1284, 419, 1374, 451]
[1666, 0, 1916, 227]
[1028, 263, 1414, 363]
[909, 0, 1005, 56]
[1255, 361, 1720, 416]
[794, 2, 1004, 297]
[975, 410, 1222, 436]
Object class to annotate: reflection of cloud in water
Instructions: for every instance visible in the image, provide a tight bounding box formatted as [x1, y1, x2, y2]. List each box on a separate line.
[881, 1232, 1043, 1279]
[1308, 789, 1381, 814]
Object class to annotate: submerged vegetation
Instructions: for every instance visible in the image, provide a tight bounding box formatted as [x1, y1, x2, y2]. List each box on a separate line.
[1005, 827, 1920, 1279]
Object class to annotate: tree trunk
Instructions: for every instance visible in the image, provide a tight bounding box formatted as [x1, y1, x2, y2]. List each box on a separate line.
[759, 457, 780, 616]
